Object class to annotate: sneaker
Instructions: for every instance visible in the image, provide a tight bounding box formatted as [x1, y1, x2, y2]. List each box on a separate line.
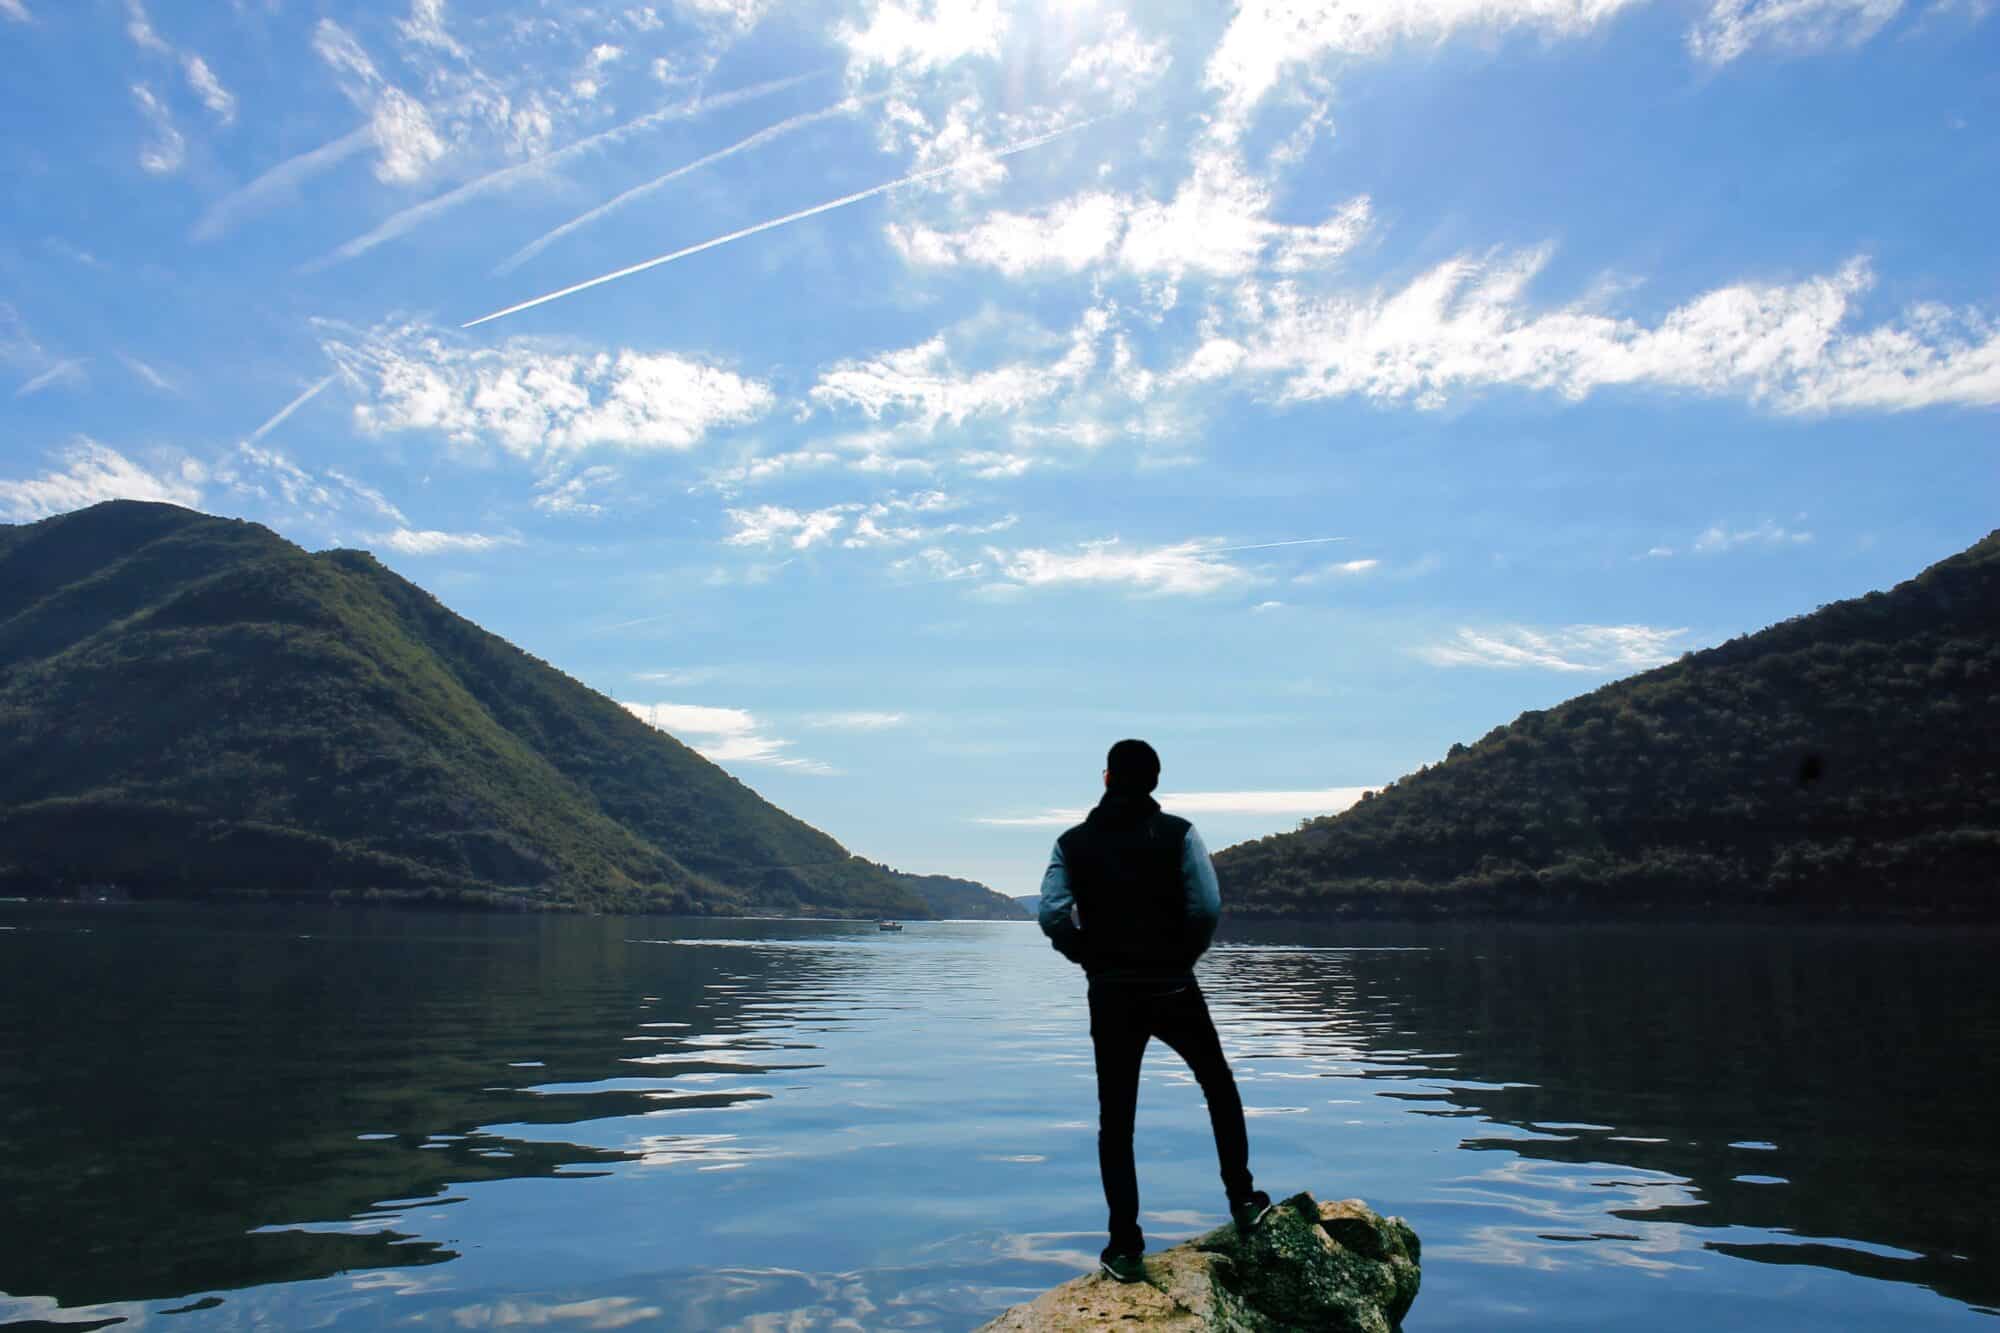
[1231, 1189, 1273, 1233]
[1099, 1246, 1146, 1283]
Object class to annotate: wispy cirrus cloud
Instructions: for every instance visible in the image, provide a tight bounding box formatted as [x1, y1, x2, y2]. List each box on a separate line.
[193, 128, 372, 241]
[1689, 0, 1909, 64]
[991, 538, 1256, 597]
[131, 83, 186, 174]
[125, 1, 237, 124]
[120, 355, 178, 394]
[1648, 518, 1816, 557]
[806, 711, 907, 729]
[1203, 0, 1646, 140]
[622, 701, 832, 771]
[373, 528, 518, 555]
[0, 1, 31, 24]
[1419, 623, 1691, 672]
[0, 440, 202, 521]
[1176, 252, 2000, 414]
[15, 358, 87, 397]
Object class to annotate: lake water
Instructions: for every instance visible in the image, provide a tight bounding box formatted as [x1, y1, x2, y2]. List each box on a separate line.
[2, 903, 1997, 1331]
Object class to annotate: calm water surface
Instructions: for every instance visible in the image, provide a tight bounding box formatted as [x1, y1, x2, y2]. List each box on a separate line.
[2, 903, 1997, 1330]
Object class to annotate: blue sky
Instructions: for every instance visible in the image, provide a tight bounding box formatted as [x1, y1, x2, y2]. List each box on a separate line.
[2, 0, 1995, 896]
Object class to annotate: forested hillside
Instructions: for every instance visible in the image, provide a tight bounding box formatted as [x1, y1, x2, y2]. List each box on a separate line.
[0, 501, 929, 918]
[1217, 531, 2000, 918]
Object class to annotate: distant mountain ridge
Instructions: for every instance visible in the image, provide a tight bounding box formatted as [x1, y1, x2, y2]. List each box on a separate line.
[1216, 530, 2000, 918]
[0, 501, 930, 917]
[877, 868, 1028, 919]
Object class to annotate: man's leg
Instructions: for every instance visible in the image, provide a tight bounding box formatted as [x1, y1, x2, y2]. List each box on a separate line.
[1088, 981, 1149, 1255]
[1151, 983, 1255, 1206]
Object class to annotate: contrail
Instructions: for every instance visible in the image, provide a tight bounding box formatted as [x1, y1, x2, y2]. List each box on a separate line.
[245, 375, 335, 444]
[1202, 536, 1350, 554]
[496, 93, 884, 276]
[464, 117, 1099, 329]
[194, 126, 372, 242]
[304, 72, 822, 273]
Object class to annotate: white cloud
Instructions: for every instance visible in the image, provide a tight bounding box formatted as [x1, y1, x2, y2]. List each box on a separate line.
[0, 440, 202, 521]
[974, 787, 1372, 826]
[1689, 0, 1906, 64]
[183, 54, 236, 124]
[1186, 251, 2000, 414]
[993, 538, 1256, 597]
[534, 465, 620, 516]
[723, 503, 855, 550]
[838, 0, 1006, 76]
[1420, 623, 1690, 672]
[217, 442, 334, 511]
[368, 87, 448, 184]
[1204, 0, 1643, 138]
[329, 325, 773, 458]
[1690, 519, 1815, 552]
[632, 667, 722, 686]
[0, 1, 30, 22]
[121, 356, 177, 393]
[806, 711, 907, 729]
[311, 19, 448, 186]
[842, 494, 1016, 548]
[324, 468, 407, 524]
[890, 546, 987, 581]
[132, 83, 186, 174]
[891, 157, 1371, 285]
[1061, 12, 1172, 101]
[1294, 558, 1379, 581]
[889, 192, 1125, 276]
[810, 308, 1109, 430]
[675, 0, 769, 31]
[124, 0, 170, 53]
[373, 528, 517, 555]
[623, 701, 830, 771]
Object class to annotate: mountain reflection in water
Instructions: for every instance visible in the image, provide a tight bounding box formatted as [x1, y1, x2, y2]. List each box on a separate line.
[1, 905, 1994, 1330]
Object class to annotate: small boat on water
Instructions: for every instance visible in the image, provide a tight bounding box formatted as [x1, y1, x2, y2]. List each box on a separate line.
[877, 919, 904, 932]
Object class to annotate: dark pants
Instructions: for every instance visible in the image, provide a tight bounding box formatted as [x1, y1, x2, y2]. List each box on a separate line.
[1088, 977, 1254, 1254]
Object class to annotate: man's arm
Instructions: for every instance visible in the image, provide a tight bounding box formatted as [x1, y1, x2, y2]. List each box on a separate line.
[1181, 825, 1222, 960]
[1037, 839, 1090, 966]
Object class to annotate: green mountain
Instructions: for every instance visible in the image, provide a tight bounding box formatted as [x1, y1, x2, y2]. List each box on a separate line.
[876, 867, 1029, 919]
[1217, 531, 2000, 918]
[0, 501, 930, 918]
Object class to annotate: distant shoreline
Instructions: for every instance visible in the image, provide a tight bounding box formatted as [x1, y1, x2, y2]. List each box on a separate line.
[5, 885, 1992, 926]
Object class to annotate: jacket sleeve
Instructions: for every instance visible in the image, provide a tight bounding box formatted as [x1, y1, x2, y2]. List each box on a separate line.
[1182, 825, 1222, 960]
[1037, 839, 1091, 966]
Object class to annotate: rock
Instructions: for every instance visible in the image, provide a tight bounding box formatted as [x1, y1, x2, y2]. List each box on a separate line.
[977, 1193, 1420, 1332]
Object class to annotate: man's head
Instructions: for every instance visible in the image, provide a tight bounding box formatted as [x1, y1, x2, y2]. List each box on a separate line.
[1103, 738, 1161, 795]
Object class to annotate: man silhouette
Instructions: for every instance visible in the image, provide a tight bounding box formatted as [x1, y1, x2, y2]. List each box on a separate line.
[1038, 739, 1271, 1283]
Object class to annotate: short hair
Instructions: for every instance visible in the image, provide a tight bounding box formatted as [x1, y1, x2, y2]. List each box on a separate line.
[1106, 738, 1160, 793]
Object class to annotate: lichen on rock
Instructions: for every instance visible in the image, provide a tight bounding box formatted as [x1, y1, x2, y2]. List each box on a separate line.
[978, 1192, 1420, 1332]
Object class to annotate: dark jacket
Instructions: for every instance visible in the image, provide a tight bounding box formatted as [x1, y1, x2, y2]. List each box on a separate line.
[1037, 790, 1222, 979]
